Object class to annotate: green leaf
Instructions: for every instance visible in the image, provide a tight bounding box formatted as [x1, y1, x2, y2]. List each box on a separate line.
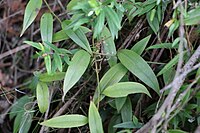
[19, 112, 33, 133]
[114, 121, 142, 129]
[9, 96, 31, 119]
[65, 28, 92, 54]
[20, 0, 42, 36]
[94, 11, 105, 38]
[24, 41, 43, 50]
[108, 115, 121, 133]
[40, 114, 88, 128]
[115, 97, 127, 112]
[102, 82, 151, 98]
[39, 72, 65, 82]
[104, 7, 121, 29]
[36, 82, 49, 113]
[104, 7, 121, 38]
[147, 11, 159, 34]
[44, 55, 51, 74]
[100, 26, 117, 65]
[157, 52, 187, 76]
[118, 49, 160, 95]
[52, 26, 91, 42]
[167, 129, 187, 133]
[93, 63, 128, 104]
[89, 101, 104, 133]
[53, 53, 62, 72]
[184, 7, 200, 25]
[120, 97, 132, 122]
[62, 50, 90, 101]
[40, 13, 53, 43]
[146, 43, 177, 50]
[131, 35, 151, 55]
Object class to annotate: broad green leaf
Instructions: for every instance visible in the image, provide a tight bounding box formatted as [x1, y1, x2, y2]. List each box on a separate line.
[20, 0, 42, 36]
[88, 0, 99, 8]
[113, 121, 142, 129]
[40, 114, 88, 128]
[52, 26, 91, 42]
[131, 35, 151, 55]
[108, 115, 121, 133]
[102, 82, 151, 98]
[65, 28, 92, 54]
[40, 13, 53, 43]
[73, 18, 90, 31]
[115, 97, 127, 112]
[100, 27, 117, 65]
[52, 30, 69, 42]
[89, 101, 104, 133]
[24, 41, 43, 50]
[147, 11, 159, 34]
[118, 49, 160, 94]
[120, 97, 132, 122]
[36, 82, 49, 113]
[93, 63, 128, 104]
[13, 113, 23, 133]
[167, 129, 187, 133]
[157, 52, 187, 76]
[63, 50, 90, 101]
[53, 53, 62, 72]
[9, 96, 31, 119]
[44, 41, 71, 54]
[44, 55, 51, 74]
[94, 11, 105, 38]
[19, 112, 33, 133]
[104, 7, 121, 29]
[67, 0, 82, 11]
[146, 43, 177, 50]
[184, 7, 200, 25]
[39, 72, 65, 82]
[104, 7, 121, 38]
[139, 2, 156, 16]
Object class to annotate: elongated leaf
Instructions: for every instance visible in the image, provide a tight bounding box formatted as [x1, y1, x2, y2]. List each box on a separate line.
[64, 28, 92, 54]
[102, 82, 151, 98]
[19, 112, 33, 133]
[104, 7, 121, 38]
[94, 11, 105, 38]
[184, 7, 200, 25]
[24, 41, 43, 50]
[146, 43, 177, 50]
[36, 82, 49, 113]
[157, 52, 187, 76]
[40, 115, 88, 128]
[44, 55, 51, 74]
[53, 53, 62, 72]
[40, 13, 53, 43]
[121, 97, 132, 122]
[108, 115, 121, 133]
[20, 0, 42, 36]
[131, 35, 151, 55]
[118, 49, 160, 95]
[63, 50, 90, 101]
[39, 72, 65, 82]
[104, 7, 121, 29]
[100, 26, 117, 65]
[52, 26, 91, 42]
[167, 129, 187, 133]
[89, 101, 104, 133]
[93, 63, 128, 104]
[115, 97, 127, 112]
[114, 121, 142, 129]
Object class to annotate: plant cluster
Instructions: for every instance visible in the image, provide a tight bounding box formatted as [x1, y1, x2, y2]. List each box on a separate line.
[7, 0, 200, 133]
